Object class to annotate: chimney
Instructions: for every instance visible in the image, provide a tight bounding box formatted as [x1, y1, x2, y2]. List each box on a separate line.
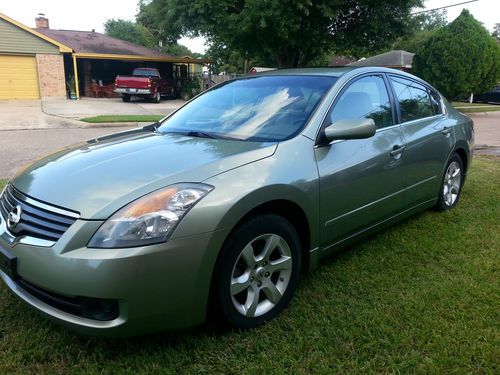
[35, 13, 49, 29]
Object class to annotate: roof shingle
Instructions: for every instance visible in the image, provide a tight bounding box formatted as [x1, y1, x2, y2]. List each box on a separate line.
[34, 28, 172, 57]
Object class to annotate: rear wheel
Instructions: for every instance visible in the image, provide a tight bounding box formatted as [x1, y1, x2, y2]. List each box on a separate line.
[436, 153, 464, 211]
[212, 214, 302, 329]
[122, 94, 131, 102]
[153, 90, 161, 103]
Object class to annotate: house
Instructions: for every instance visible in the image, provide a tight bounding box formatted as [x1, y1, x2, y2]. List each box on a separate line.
[348, 50, 414, 71]
[248, 67, 277, 74]
[0, 12, 210, 100]
[328, 56, 356, 67]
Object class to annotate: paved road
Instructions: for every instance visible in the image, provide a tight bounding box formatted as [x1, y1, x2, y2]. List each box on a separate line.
[468, 112, 500, 147]
[0, 126, 133, 178]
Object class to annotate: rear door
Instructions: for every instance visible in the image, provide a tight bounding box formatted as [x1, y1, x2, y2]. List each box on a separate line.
[315, 74, 407, 246]
[388, 75, 454, 207]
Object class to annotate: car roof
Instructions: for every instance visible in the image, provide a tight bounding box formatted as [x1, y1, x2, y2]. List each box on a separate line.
[252, 66, 424, 78]
[255, 67, 355, 77]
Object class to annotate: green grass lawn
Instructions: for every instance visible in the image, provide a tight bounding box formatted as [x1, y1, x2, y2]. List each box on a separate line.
[80, 115, 164, 123]
[452, 101, 500, 113]
[0, 157, 498, 374]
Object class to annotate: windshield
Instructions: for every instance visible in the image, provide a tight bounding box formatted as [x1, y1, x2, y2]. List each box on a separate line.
[157, 75, 337, 141]
[133, 69, 160, 78]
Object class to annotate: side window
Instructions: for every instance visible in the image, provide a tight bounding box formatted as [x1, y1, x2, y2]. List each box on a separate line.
[390, 76, 433, 122]
[429, 90, 443, 115]
[330, 75, 393, 129]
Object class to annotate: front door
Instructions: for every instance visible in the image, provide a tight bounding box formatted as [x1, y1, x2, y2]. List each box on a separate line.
[315, 74, 407, 247]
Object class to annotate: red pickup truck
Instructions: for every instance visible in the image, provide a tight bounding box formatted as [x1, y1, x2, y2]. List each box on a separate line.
[114, 68, 175, 103]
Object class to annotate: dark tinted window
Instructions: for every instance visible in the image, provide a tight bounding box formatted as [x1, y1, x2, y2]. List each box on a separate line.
[133, 68, 160, 78]
[430, 90, 442, 115]
[330, 75, 393, 129]
[158, 76, 336, 141]
[390, 76, 433, 122]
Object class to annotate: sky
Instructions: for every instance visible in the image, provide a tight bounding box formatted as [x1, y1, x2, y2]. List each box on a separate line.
[0, 0, 498, 54]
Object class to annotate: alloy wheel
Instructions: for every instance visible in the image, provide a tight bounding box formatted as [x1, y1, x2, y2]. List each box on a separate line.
[443, 161, 461, 207]
[230, 233, 293, 318]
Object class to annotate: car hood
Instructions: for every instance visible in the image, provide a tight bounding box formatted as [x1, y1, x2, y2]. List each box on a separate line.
[12, 129, 277, 219]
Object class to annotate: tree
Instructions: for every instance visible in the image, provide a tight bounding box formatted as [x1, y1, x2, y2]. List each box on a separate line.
[392, 10, 448, 53]
[104, 18, 201, 57]
[104, 19, 156, 49]
[138, 0, 422, 68]
[413, 10, 500, 100]
[493, 23, 500, 41]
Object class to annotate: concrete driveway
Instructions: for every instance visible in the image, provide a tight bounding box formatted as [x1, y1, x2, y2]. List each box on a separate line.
[42, 97, 184, 119]
[0, 100, 81, 130]
[0, 97, 184, 131]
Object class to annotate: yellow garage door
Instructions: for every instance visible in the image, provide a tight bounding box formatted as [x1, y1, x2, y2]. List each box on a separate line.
[0, 55, 39, 99]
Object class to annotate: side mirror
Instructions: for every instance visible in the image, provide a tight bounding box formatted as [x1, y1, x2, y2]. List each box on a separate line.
[324, 118, 376, 142]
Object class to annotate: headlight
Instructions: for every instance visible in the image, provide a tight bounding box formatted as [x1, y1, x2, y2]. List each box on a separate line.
[88, 183, 213, 248]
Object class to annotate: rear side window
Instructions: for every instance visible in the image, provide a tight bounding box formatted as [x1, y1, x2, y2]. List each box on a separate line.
[390, 76, 433, 122]
[430, 90, 443, 115]
[329, 75, 393, 129]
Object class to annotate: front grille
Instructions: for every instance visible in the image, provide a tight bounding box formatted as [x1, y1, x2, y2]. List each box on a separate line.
[0, 185, 78, 243]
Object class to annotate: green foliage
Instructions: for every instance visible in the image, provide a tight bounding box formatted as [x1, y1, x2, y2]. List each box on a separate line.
[138, 0, 422, 68]
[104, 19, 157, 49]
[493, 23, 500, 41]
[413, 10, 500, 100]
[104, 18, 201, 58]
[65, 75, 76, 93]
[180, 76, 202, 100]
[393, 10, 448, 53]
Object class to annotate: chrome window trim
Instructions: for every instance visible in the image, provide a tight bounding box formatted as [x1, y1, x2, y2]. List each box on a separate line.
[314, 71, 373, 143]
[399, 114, 446, 127]
[388, 74, 447, 123]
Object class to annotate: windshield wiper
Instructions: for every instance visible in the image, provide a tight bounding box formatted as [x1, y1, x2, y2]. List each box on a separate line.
[186, 131, 217, 139]
[165, 130, 243, 141]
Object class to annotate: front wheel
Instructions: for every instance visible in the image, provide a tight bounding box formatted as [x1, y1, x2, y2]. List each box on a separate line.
[122, 94, 131, 102]
[212, 214, 302, 329]
[436, 153, 464, 211]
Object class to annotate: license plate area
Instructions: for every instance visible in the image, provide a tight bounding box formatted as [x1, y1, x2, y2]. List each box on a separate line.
[0, 244, 17, 280]
[127, 88, 137, 93]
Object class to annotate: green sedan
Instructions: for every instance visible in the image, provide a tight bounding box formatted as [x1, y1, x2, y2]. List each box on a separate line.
[0, 67, 473, 336]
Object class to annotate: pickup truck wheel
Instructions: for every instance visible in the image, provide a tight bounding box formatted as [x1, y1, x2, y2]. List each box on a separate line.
[153, 91, 161, 103]
[122, 95, 131, 103]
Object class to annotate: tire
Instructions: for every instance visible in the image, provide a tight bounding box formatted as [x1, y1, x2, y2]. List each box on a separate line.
[212, 214, 302, 329]
[122, 95, 131, 102]
[153, 90, 161, 103]
[436, 153, 464, 211]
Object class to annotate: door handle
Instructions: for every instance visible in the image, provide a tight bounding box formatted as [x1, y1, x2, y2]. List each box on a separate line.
[442, 126, 452, 135]
[390, 145, 406, 157]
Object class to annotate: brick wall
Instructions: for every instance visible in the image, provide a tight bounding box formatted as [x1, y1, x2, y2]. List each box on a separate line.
[35, 54, 66, 98]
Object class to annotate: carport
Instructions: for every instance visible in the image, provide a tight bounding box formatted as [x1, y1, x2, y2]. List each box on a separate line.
[67, 53, 211, 99]
[34, 27, 210, 99]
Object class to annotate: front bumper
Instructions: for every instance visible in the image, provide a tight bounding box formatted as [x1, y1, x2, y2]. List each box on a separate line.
[0, 217, 229, 336]
[114, 88, 152, 95]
